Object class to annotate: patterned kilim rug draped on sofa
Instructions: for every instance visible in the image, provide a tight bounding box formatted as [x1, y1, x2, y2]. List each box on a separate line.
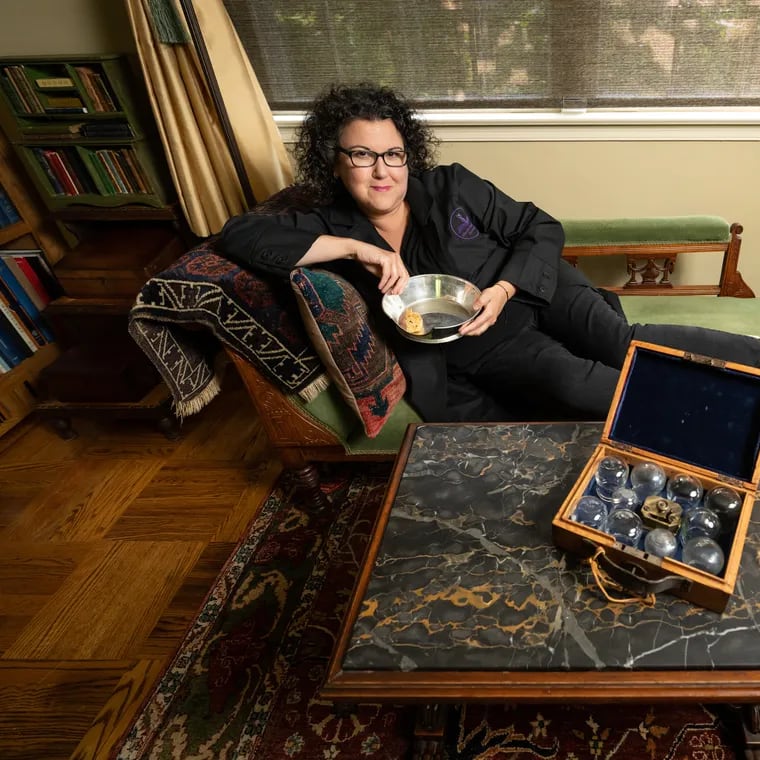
[113, 465, 744, 760]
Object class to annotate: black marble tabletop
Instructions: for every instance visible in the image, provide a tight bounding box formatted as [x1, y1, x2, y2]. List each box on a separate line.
[342, 423, 760, 673]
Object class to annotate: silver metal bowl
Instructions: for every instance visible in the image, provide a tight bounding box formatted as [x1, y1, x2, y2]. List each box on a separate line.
[382, 274, 482, 344]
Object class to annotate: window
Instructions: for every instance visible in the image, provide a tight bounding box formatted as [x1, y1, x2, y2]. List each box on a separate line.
[223, 0, 760, 111]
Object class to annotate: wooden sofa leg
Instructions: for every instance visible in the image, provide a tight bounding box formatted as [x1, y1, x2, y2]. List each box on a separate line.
[290, 463, 330, 508]
[279, 448, 329, 507]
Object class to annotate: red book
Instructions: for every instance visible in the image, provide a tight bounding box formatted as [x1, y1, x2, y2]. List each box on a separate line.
[41, 149, 79, 196]
[12, 255, 51, 306]
[2, 256, 44, 310]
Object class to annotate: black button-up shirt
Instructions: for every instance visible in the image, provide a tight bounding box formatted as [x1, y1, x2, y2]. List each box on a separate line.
[221, 163, 571, 420]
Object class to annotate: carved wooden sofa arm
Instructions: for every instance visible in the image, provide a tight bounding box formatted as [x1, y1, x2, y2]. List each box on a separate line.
[226, 347, 420, 504]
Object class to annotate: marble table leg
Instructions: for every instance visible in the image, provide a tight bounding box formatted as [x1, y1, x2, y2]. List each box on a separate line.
[412, 703, 449, 760]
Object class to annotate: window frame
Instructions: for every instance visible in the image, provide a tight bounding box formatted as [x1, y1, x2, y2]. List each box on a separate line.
[273, 107, 760, 143]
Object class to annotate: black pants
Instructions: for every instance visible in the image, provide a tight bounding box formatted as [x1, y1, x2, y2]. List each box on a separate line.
[451, 280, 760, 422]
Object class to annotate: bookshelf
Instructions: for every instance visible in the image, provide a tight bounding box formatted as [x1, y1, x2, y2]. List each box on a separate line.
[0, 55, 172, 214]
[0, 55, 187, 438]
[0, 128, 67, 437]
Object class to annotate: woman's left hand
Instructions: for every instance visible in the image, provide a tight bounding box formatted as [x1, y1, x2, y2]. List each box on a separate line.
[458, 280, 516, 336]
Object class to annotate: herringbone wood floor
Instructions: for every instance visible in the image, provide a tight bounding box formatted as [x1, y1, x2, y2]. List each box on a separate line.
[0, 373, 281, 760]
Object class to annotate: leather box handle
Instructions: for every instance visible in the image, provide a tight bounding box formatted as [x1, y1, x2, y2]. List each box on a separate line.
[581, 539, 692, 604]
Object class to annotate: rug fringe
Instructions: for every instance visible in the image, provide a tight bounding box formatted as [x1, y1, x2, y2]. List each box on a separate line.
[174, 376, 223, 418]
[298, 372, 331, 403]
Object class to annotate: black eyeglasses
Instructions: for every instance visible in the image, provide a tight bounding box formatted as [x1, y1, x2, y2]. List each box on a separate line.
[337, 147, 408, 167]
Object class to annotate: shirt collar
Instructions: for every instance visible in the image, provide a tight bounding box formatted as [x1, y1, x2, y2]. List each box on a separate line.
[405, 175, 434, 225]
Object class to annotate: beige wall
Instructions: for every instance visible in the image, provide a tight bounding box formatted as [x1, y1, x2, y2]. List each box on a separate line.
[438, 140, 760, 291]
[2, 0, 759, 292]
[0, 0, 135, 55]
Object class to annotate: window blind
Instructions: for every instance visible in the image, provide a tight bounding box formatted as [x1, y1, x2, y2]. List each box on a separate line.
[223, 0, 760, 110]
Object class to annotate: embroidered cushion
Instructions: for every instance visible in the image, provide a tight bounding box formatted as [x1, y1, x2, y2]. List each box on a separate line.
[289, 267, 406, 437]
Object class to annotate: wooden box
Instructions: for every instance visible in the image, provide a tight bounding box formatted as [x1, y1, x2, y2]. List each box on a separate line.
[552, 340, 760, 613]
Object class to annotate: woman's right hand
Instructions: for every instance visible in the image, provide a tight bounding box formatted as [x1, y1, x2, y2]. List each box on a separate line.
[298, 235, 410, 294]
[351, 240, 410, 294]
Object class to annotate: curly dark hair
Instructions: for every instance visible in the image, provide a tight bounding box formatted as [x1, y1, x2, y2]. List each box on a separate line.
[292, 82, 439, 205]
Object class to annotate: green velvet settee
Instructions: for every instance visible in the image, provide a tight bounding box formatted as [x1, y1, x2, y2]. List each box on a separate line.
[219, 215, 757, 499]
[126, 197, 757, 500]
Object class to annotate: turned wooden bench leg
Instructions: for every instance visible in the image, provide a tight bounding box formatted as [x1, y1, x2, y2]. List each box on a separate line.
[279, 450, 329, 507]
[291, 463, 329, 507]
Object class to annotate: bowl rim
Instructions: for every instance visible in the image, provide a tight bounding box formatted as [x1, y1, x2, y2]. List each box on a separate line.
[381, 273, 482, 342]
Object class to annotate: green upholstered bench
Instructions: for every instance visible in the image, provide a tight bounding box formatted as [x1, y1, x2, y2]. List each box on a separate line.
[561, 216, 753, 297]
[229, 216, 757, 497]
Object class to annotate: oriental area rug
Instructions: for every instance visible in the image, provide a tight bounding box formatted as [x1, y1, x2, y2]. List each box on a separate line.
[113, 465, 744, 760]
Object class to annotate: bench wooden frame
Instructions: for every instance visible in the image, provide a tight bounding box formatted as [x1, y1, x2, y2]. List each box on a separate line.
[227, 347, 396, 504]
[562, 222, 754, 297]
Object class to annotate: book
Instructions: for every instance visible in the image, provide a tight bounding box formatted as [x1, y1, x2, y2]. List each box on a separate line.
[62, 147, 99, 194]
[105, 149, 138, 193]
[80, 149, 115, 194]
[123, 149, 152, 193]
[2, 255, 45, 310]
[0, 289, 39, 353]
[0, 352, 10, 372]
[44, 106, 89, 114]
[34, 76, 74, 89]
[4, 65, 44, 113]
[112, 150, 141, 193]
[43, 95, 86, 110]
[57, 149, 88, 194]
[0, 72, 27, 113]
[80, 121, 134, 138]
[41, 149, 79, 195]
[10, 255, 52, 306]
[96, 149, 129, 193]
[8, 250, 62, 300]
[74, 65, 118, 112]
[0, 307, 32, 366]
[32, 148, 65, 195]
[53, 148, 85, 195]
[119, 149, 151, 193]
[23, 121, 86, 137]
[0, 257, 53, 344]
[0, 188, 21, 225]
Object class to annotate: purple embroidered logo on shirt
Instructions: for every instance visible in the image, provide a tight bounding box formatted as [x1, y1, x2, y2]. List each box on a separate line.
[449, 207, 479, 240]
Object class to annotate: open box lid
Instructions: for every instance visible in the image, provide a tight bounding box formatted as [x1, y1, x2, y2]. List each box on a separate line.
[603, 340, 760, 488]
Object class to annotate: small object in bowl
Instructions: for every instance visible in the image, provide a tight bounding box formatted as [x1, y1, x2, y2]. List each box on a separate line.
[382, 274, 482, 344]
[402, 308, 426, 335]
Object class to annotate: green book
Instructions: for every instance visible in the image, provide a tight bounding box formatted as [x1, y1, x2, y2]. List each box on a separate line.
[78, 148, 115, 195]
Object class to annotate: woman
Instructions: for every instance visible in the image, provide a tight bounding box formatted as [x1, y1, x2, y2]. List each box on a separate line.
[221, 82, 760, 423]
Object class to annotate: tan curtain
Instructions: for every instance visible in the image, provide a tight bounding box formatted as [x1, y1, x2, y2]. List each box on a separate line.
[124, 0, 293, 237]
